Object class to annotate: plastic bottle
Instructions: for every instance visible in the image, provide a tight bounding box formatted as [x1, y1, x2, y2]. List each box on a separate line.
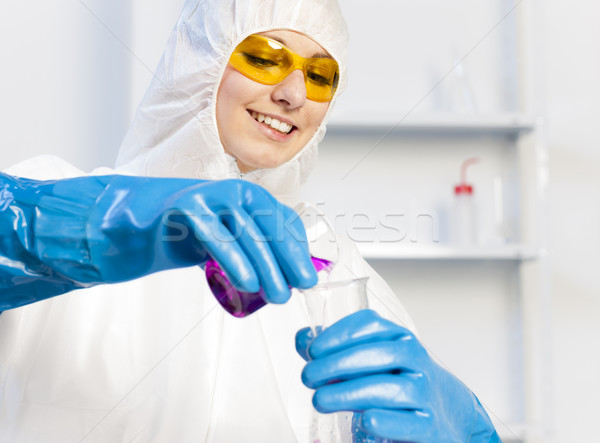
[453, 158, 479, 246]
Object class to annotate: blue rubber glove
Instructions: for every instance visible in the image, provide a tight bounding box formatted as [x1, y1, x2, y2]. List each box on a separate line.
[0, 172, 317, 311]
[296, 310, 501, 443]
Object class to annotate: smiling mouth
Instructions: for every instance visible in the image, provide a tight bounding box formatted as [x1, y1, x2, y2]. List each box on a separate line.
[249, 111, 295, 135]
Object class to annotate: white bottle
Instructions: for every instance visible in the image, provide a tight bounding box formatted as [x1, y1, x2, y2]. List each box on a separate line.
[452, 158, 479, 246]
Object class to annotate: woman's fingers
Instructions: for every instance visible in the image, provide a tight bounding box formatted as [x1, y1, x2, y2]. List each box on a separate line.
[182, 179, 317, 304]
[186, 180, 315, 304]
[295, 326, 323, 361]
[183, 205, 261, 293]
[312, 374, 427, 413]
[220, 206, 291, 304]
[243, 191, 317, 290]
[205, 208, 290, 303]
[308, 309, 411, 359]
[302, 338, 422, 389]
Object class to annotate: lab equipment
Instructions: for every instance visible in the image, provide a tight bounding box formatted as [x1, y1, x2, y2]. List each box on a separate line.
[0, 172, 317, 311]
[230, 34, 340, 102]
[452, 157, 479, 245]
[297, 310, 501, 442]
[302, 277, 369, 443]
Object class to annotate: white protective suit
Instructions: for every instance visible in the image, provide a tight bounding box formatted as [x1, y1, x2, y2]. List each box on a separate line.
[0, 0, 415, 441]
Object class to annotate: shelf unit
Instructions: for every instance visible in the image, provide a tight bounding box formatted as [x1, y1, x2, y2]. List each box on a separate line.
[305, 116, 549, 443]
[305, 115, 549, 442]
[329, 114, 544, 260]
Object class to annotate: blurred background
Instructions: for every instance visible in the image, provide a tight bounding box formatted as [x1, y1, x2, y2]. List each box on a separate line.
[1, 1, 598, 441]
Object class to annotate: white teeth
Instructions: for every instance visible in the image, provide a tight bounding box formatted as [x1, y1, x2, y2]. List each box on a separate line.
[251, 112, 293, 134]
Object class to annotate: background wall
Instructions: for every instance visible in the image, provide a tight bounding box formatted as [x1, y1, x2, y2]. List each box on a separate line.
[542, 2, 600, 442]
[1, 1, 598, 442]
[0, 0, 133, 171]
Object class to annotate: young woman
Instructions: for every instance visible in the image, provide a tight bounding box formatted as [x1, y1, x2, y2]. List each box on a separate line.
[0, 0, 499, 441]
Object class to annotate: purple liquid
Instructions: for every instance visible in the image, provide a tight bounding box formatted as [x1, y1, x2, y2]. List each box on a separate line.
[205, 256, 333, 318]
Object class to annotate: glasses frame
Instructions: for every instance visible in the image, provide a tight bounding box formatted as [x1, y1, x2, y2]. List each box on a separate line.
[228, 34, 339, 103]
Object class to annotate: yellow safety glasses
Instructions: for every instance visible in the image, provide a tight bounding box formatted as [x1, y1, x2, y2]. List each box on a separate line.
[229, 34, 339, 103]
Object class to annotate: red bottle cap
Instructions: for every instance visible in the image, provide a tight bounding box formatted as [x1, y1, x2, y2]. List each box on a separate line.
[454, 184, 473, 195]
[454, 158, 478, 195]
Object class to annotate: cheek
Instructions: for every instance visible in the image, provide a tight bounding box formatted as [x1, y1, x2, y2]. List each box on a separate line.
[305, 102, 330, 131]
[217, 69, 242, 117]
[216, 68, 252, 145]
[217, 67, 265, 109]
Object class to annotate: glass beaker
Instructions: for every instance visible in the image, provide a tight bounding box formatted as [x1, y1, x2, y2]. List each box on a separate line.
[301, 276, 370, 443]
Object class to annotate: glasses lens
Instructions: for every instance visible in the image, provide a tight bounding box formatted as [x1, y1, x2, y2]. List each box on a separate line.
[305, 59, 339, 102]
[230, 35, 292, 84]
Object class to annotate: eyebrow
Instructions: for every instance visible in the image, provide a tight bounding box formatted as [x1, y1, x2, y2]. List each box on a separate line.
[268, 35, 332, 59]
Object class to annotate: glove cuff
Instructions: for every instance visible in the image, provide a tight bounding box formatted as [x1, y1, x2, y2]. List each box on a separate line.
[29, 175, 114, 284]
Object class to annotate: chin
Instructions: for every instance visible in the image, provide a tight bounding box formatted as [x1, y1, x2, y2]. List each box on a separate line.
[250, 158, 286, 170]
[242, 150, 292, 171]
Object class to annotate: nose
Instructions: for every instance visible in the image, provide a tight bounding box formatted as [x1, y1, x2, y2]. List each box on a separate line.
[271, 69, 307, 109]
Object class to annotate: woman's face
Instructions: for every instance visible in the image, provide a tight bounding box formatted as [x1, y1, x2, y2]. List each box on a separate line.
[216, 30, 332, 173]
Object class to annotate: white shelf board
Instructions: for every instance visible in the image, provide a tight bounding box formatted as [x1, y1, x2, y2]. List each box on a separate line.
[326, 113, 536, 135]
[356, 242, 540, 261]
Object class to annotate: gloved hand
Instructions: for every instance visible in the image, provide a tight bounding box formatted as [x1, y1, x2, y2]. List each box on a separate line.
[296, 309, 501, 443]
[1, 173, 316, 310]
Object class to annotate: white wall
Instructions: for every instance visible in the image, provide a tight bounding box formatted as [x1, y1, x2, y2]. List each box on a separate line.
[0, 0, 181, 172]
[0, 1, 132, 171]
[542, 2, 600, 442]
[129, 0, 183, 119]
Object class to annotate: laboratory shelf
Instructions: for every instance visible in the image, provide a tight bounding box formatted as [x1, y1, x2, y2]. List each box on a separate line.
[356, 242, 540, 261]
[327, 113, 536, 136]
